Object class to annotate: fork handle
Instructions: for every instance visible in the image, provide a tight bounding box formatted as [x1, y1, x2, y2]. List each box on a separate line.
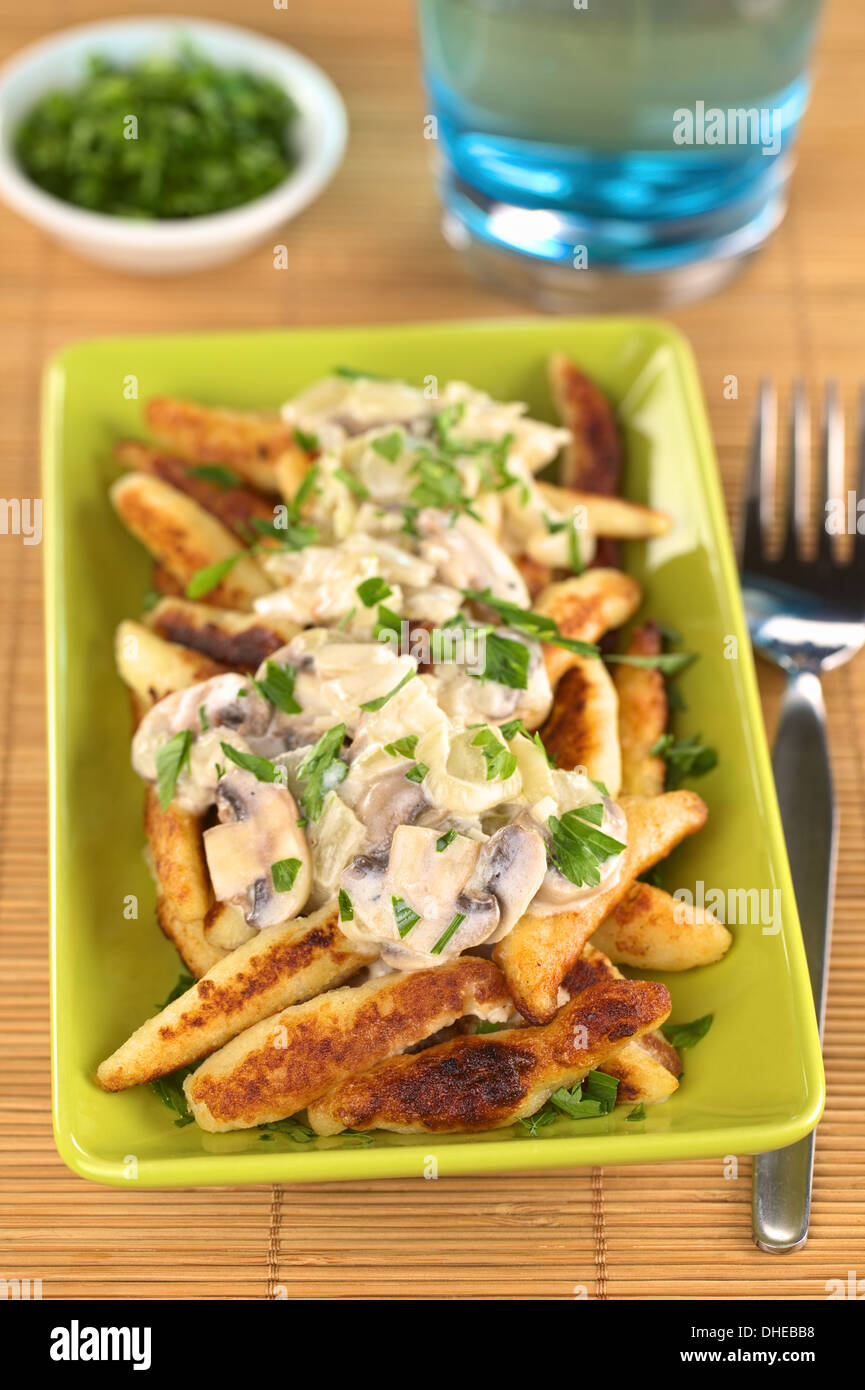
[752, 670, 837, 1253]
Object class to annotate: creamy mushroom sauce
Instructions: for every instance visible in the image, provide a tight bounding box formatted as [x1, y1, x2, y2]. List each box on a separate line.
[130, 374, 627, 968]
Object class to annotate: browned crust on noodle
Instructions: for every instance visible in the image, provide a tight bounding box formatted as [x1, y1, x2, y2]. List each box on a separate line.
[548, 354, 622, 496]
[116, 440, 277, 541]
[149, 601, 287, 670]
[308, 978, 670, 1134]
[186, 958, 510, 1128]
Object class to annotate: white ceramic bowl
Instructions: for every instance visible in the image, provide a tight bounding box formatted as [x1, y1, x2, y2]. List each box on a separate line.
[0, 16, 347, 274]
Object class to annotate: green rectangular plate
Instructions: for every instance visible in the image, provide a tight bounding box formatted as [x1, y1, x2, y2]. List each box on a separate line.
[44, 318, 824, 1187]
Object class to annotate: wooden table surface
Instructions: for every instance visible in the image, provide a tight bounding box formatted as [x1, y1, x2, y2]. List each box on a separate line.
[1, 0, 863, 1301]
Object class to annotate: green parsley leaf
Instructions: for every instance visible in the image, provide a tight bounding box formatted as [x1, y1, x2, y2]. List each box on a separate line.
[384, 734, 418, 759]
[650, 733, 718, 789]
[371, 430, 403, 462]
[150, 1067, 194, 1127]
[373, 603, 403, 641]
[359, 668, 415, 712]
[499, 716, 527, 741]
[436, 829, 458, 852]
[430, 911, 466, 955]
[219, 742, 287, 785]
[405, 762, 429, 784]
[297, 724, 347, 821]
[185, 552, 243, 599]
[392, 896, 420, 938]
[260, 1117, 316, 1143]
[253, 660, 302, 715]
[338, 888, 354, 921]
[199, 705, 210, 732]
[519, 1109, 558, 1137]
[627, 1104, 646, 1122]
[471, 727, 518, 781]
[271, 857, 301, 893]
[156, 730, 192, 809]
[462, 588, 600, 659]
[293, 426, 319, 453]
[471, 631, 530, 690]
[154, 972, 195, 1011]
[547, 806, 625, 888]
[356, 576, 393, 608]
[333, 365, 387, 380]
[474, 1020, 506, 1034]
[333, 467, 369, 498]
[661, 1014, 713, 1050]
[186, 464, 241, 489]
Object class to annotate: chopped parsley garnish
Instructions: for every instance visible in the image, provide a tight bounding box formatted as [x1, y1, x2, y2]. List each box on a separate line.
[333, 365, 387, 380]
[519, 1109, 558, 1137]
[590, 778, 610, 797]
[186, 464, 241, 489]
[149, 1067, 194, 1127]
[547, 805, 625, 888]
[651, 733, 718, 789]
[293, 426, 319, 454]
[605, 652, 697, 675]
[219, 742, 287, 785]
[471, 630, 530, 690]
[359, 668, 415, 712]
[524, 1070, 619, 1132]
[271, 857, 302, 893]
[661, 1014, 713, 1050]
[392, 896, 421, 937]
[544, 513, 584, 573]
[430, 911, 466, 955]
[436, 829, 458, 852]
[627, 1104, 646, 1122]
[384, 734, 418, 759]
[336, 607, 356, 631]
[462, 588, 600, 659]
[185, 552, 242, 599]
[373, 604, 402, 641]
[156, 730, 192, 809]
[500, 717, 527, 741]
[338, 888, 354, 921]
[296, 724, 347, 820]
[404, 762, 429, 784]
[371, 430, 403, 462]
[154, 972, 195, 1011]
[356, 576, 393, 608]
[14, 50, 298, 220]
[250, 514, 317, 551]
[253, 659, 302, 715]
[471, 727, 518, 782]
[475, 1020, 506, 1034]
[333, 467, 369, 498]
[198, 705, 209, 732]
[259, 1117, 316, 1143]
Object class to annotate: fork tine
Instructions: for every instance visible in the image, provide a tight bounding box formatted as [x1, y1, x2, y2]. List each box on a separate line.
[781, 380, 810, 561]
[742, 380, 775, 571]
[817, 381, 844, 565]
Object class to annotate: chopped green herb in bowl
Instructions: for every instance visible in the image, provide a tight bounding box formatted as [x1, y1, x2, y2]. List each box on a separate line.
[14, 49, 298, 220]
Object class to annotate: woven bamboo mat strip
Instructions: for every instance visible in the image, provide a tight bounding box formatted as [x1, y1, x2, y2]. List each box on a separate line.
[0, 0, 863, 1301]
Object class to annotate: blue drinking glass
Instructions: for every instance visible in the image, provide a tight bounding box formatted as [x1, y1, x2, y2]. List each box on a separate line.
[416, 0, 825, 307]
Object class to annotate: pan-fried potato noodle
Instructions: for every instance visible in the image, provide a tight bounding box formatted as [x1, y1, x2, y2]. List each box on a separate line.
[124, 371, 636, 966]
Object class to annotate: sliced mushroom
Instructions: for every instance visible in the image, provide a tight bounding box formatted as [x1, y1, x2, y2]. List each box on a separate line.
[352, 768, 430, 850]
[417, 509, 530, 605]
[432, 628, 553, 731]
[132, 673, 271, 785]
[470, 823, 548, 941]
[203, 768, 312, 929]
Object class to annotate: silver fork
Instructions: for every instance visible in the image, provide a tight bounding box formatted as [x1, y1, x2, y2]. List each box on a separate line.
[740, 380, 864, 1252]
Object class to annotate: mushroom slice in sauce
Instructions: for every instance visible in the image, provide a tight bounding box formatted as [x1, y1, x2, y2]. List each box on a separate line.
[417, 509, 530, 606]
[203, 768, 312, 929]
[132, 673, 271, 784]
[469, 823, 548, 942]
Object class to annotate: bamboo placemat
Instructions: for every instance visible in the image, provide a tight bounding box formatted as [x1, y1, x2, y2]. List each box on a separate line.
[1, 0, 863, 1301]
